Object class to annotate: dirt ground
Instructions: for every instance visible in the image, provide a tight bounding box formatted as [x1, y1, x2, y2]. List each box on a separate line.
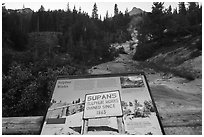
[88, 54, 202, 135]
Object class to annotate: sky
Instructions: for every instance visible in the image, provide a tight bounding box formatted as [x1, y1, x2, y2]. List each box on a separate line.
[3, 0, 181, 18]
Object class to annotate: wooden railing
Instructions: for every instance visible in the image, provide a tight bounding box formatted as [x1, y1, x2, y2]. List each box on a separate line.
[2, 115, 202, 135]
[2, 116, 43, 135]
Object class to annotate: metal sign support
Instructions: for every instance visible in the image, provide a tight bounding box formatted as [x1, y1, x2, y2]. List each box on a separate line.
[81, 117, 125, 135]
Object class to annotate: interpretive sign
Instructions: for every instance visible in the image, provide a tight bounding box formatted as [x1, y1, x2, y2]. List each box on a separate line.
[40, 73, 165, 135]
[83, 90, 123, 119]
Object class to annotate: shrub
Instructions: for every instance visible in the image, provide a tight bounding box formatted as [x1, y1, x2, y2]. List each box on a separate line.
[118, 47, 127, 54]
[195, 37, 202, 50]
[2, 61, 84, 117]
[133, 43, 155, 61]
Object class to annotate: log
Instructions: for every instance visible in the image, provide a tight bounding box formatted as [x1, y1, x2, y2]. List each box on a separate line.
[2, 116, 44, 135]
[2, 116, 202, 135]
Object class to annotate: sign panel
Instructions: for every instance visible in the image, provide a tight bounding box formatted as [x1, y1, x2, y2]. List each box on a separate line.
[40, 73, 164, 135]
[83, 90, 122, 119]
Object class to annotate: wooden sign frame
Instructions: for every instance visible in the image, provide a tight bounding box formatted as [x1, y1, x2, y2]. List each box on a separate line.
[40, 72, 165, 135]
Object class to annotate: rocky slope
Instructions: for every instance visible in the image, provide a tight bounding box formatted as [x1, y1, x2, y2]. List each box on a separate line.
[88, 40, 202, 135]
[146, 35, 202, 80]
[129, 7, 144, 16]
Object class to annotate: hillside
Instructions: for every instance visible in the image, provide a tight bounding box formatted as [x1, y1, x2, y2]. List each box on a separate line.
[2, 2, 202, 135]
[88, 33, 202, 135]
[87, 4, 202, 134]
[28, 32, 62, 58]
[145, 35, 202, 80]
[94, 33, 202, 80]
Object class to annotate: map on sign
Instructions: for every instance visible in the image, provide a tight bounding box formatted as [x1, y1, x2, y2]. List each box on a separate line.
[40, 73, 164, 135]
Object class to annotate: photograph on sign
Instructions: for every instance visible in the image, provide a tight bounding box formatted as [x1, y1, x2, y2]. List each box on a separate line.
[120, 76, 144, 88]
[40, 74, 164, 135]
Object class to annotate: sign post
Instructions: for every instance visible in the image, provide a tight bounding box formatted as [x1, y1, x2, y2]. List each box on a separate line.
[81, 119, 88, 134]
[117, 116, 125, 134]
[82, 90, 124, 134]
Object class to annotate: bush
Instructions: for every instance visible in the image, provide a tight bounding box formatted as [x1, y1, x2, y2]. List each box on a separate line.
[2, 60, 84, 117]
[188, 25, 202, 36]
[195, 37, 202, 50]
[118, 47, 127, 54]
[2, 63, 34, 116]
[10, 29, 28, 51]
[133, 43, 156, 61]
[2, 48, 14, 74]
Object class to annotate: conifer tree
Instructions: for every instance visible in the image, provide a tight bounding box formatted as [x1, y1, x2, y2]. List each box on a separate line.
[79, 7, 82, 13]
[114, 4, 119, 16]
[173, 8, 178, 14]
[167, 5, 172, 14]
[39, 5, 45, 12]
[125, 8, 129, 15]
[188, 2, 197, 12]
[105, 10, 109, 19]
[150, 2, 165, 39]
[179, 2, 187, 15]
[66, 2, 70, 12]
[187, 2, 200, 26]
[92, 3, 98, 19]
[73, 5, 77, 13]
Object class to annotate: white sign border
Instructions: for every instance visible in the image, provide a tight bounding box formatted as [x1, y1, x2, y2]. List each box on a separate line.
[83, 90, 123, 119]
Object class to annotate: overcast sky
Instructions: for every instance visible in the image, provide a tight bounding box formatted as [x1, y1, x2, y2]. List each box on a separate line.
[3, 0, 180, 18]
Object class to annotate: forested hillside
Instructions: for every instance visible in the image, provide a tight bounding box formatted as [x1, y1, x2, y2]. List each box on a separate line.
[2, 3, 131, 117]
[2, 2, 202, 118]
[131, 2, 202, 81]
[133, 2, 202, 61]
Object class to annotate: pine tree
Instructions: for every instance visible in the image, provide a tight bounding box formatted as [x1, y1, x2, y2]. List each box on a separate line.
[105, 10, 109, 19]
[151, 2, 165, 39]
[114, 4, 119, 16]
[66, 28, 74, 53]
[73, 5, 77, 13]
[152, 2, 164, 15]
[38, 5, 45, 12]
[2, 3, 6, 10]
[173, 8, 178, 14]
[179, 2, 187, 15]
[78, 36, 85, 61]
[188, 2, 198, 13]
[79, 7, 81, 13]
[167, 5, 172, 14]
[125, 8, 129, 15]
[66, 2, 70, 12]
[187, 2, 200, 26]
[92, 3, 98, 19]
